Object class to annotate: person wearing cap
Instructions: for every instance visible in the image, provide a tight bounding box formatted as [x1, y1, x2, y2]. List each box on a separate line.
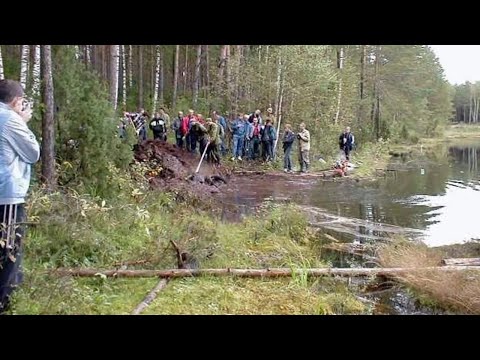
[265, 107, 276, 126]
[297, 122, 311, 172]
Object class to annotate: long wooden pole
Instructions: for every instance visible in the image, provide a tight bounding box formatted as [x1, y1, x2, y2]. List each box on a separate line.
[51, 266, 480, 278]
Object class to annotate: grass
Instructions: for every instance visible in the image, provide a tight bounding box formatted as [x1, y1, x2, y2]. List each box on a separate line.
[377, 239, 480, 314]
[9, 179, 366, 314]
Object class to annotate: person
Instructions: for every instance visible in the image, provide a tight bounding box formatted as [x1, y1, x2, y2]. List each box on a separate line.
[134, 108, 148, 141]
[172, 111, 184, 148]
[250, 117, 262, 160]
[282, 124, 295, 173]
[231, 112, 247, 161]
[213, 111, 227, 157]
[264, 107, 276, 126]
[297, 122, 310, 173]
[190, 119, 208, 156]
[149, 112, 167, 141]
[205, 117, 220, 164]
[182, 110, 197, 153]
[248, 109, 262, 125]
[0, 79, 40, 314]
[261, 118, 276, 161]
[158, 107, 170, 129]
[339, 126, 355, 161]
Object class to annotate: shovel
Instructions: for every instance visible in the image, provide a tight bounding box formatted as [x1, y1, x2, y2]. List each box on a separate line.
[195, 140, 210, 174]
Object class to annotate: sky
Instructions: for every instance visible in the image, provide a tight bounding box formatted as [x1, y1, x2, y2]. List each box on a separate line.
[429, 45, 480, 85]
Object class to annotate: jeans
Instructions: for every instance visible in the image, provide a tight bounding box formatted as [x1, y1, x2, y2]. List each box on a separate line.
[283, 145, 293, 170]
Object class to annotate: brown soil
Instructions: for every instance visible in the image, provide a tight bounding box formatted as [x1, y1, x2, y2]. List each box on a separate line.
[133, 140, 232, 199]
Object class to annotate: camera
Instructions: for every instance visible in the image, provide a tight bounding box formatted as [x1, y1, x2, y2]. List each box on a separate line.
[297, 134, 301, 139]
[21, 99, 33, 112]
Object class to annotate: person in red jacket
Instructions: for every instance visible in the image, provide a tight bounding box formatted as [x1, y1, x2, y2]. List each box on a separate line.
[181, 109, 197, 152]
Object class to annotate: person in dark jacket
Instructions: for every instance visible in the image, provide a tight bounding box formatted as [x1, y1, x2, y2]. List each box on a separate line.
[149, 112, 167, 141]
[190, 120, 209, 156]
[171, 111, 184, 148]
[261, 119, 276, 161]
[282, 124, 295, 172]
[339, 126, 355, 161]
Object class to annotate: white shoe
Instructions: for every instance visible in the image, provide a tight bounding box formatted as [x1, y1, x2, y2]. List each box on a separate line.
[231, 157, 235, 161]
[238, 156, 242, 161]
[284, 169, 288, 173]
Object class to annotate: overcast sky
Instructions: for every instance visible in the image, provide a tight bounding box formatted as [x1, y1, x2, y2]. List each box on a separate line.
[429, 45, 480, 85]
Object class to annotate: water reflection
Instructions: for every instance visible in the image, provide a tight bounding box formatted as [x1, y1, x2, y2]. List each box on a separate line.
[219, 140, 480, 246]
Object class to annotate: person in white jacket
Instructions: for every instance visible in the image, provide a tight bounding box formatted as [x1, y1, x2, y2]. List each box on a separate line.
[0, 79, 40, 314]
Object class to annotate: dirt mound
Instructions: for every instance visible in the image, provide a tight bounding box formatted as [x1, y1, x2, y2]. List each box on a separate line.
[133, 140, 231, 196]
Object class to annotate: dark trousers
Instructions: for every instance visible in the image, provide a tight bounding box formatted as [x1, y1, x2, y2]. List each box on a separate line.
[207, 143, 220, 164]
[175, 136, 184, 148]
[153, 131, 166, 141]
[251, 137, 261, 160]
[262, 140, 273, 161]
[0, 203, 26, 314]
[283, 144, 293, 170]
[190, 134, 198, 153]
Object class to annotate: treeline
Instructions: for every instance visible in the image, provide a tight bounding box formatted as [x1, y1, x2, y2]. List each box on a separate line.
[0, 45, 454, 196]
[453, 82, 480, 123]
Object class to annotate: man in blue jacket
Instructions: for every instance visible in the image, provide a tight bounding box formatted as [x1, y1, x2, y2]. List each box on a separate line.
[0, 80, 40, 314]
[231, 113, 247, 161]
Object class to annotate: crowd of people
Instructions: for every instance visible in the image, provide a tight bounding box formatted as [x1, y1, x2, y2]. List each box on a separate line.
[118, 107, 355, 173]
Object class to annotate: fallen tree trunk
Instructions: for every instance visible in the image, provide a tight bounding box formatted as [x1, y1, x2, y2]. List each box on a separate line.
[442, 258, 480, 266]
[51, 266, 480, 278]
[131, 279, 168, 315]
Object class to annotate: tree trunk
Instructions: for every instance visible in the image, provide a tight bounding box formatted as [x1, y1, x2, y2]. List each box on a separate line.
[121, 45, 127, 109]
[31, 45, 41, 98]
[20, 45, 30, 89]
[128, 45, 133, 89]
[159, 48, 164, 107]
[273, 71, 284, 159]
[334, 47, 344, 125]
[183, 45, 188, 96]
[138, 45, 143, 109]
[360, 45, 366, 100]
[74, 45, 80, 60]
[110, 45, 119, 110]
[217, 45, 227, 95]
[152, 45, 161, 115]
[84, 45, 91, 68]
[51, 266, 480, 279]
[204, 45, 210, 98]
[192, 45, 202, 107]
[371, 46, 380, 138]
[274, 54, 282, 117]
[41, 45, 56, 191]
[0, 45, 4, 80]
[172, 45, 180, 110]
[233, 45, 242, 113]
[225, 45, 232, 110]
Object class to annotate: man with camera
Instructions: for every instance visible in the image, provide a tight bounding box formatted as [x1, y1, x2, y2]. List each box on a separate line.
[0, 79, 40, 314]
[297, 122, 310, 173]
